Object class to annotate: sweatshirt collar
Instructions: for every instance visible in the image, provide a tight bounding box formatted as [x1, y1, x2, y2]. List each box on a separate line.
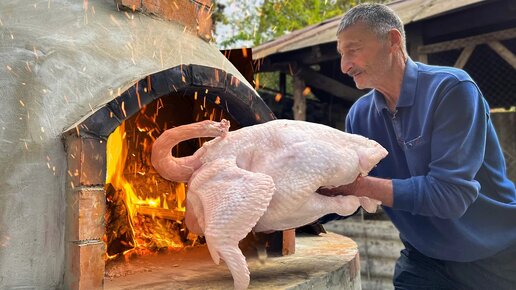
[374, 58, 418, 113]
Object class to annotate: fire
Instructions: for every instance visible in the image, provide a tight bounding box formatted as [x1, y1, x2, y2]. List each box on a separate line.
[105, 109, 192, 260]
[103, 93, 235, 261]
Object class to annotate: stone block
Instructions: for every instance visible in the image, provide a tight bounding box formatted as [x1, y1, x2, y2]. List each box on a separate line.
[67, 187, 106, 241]
[65, 135, 107, 187]
[65, 242, 105, 290]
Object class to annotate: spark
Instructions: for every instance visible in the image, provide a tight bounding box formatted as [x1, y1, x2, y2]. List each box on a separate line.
[33, 46, 39, 60]
[160, 48, 163, 68]
[83, 0, 89, 24]
[110, 14, 121, 27]
[136, 82, 141, 109]
[275, 93, 282, 102]
[121, 101, 127, 117]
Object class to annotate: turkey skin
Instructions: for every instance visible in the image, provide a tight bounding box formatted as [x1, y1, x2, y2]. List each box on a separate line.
[151, 119, 387, 290]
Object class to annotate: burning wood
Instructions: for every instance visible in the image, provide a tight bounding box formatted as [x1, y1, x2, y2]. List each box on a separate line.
[134, 206, 184, 220]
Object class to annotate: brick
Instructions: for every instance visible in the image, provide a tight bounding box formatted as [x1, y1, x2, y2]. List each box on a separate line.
[67, 187, 106, 241]
[65, 242, 105, 290]
[117, 0, 213, 40]
[196, 0, 214, 40]
[65, 135, 107, 187]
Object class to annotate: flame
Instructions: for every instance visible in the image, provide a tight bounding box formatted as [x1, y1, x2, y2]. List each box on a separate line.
[105, 114, 189, 260]
[104, 95, 233, 261]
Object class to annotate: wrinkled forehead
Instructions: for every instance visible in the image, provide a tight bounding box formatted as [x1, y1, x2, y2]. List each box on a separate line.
[337, 23, 378, 48]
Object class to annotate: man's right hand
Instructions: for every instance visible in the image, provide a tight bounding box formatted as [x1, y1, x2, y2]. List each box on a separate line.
[316, 176, 364, 196]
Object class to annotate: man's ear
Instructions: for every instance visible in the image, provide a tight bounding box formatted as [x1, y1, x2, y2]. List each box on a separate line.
[388, 28, 403, 52]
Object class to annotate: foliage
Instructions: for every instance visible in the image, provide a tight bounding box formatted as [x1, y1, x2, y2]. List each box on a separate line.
[213, 0, 385, 99]
[216, 0, 369, 49]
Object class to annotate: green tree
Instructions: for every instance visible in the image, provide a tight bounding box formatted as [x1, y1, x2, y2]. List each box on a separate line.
[214, 0, 385, 111]
[217, 0, 370, 49]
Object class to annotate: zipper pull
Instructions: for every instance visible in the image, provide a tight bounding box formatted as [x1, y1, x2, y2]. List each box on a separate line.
[392, 109, 398, 120]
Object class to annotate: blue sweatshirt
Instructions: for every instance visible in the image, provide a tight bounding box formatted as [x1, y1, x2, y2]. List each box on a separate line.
[346, 58, 516, 262]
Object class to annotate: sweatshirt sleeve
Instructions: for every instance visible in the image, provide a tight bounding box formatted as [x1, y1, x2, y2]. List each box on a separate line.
[392, 81, 487, 218]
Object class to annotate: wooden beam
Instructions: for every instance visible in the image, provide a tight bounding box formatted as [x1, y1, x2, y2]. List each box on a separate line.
[407, 24, 428, 64]
[297, 67, 364, 102]
[488, 41, 516, 70]
[418, 28, 516, 54]
[279, 72, 286, 97]
[454, 45, 476, 69]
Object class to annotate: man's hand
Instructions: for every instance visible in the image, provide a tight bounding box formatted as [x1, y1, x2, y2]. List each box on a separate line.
[317, 176, 394, 207]
[317, 176, 364, 196]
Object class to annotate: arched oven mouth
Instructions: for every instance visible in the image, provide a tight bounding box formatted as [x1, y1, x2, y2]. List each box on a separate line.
[62, 63, 275, 287]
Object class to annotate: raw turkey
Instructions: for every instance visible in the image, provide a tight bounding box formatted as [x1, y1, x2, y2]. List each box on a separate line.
[151, 119, 388, 290]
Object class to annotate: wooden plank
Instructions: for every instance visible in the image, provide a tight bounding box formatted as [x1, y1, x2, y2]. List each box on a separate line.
[488, 41, 516, 70]
[293, 76, 306, 121]
[282, 229, 296, 256]
[418, 27, 516, 54]
[297, 67, 364, 102]
[136, 206, 184, 220]
[454, 45, 476, 69]
[418, 53, 428, 64]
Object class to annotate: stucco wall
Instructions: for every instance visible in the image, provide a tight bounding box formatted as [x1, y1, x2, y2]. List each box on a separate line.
[0, 0, 253, 288]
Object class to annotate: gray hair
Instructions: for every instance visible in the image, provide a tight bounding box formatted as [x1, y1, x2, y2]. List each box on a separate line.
[337, 3, 406, 52]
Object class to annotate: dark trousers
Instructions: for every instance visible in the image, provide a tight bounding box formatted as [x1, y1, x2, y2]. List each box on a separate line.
[393, 241, 516, 290]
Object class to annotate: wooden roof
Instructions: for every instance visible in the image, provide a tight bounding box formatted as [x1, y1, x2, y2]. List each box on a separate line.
[253, 0, 484, 59]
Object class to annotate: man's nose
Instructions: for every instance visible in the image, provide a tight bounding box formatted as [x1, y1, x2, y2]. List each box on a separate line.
[340, 56, 352, 75]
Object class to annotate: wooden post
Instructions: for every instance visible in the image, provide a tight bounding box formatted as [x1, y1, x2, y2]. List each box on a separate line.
[293, 75, 306, 121]
[488, 41, 516, 70]
[454, 45, 476, 68]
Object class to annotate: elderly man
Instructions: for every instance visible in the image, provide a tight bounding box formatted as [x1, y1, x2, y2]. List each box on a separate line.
[319, 3, 516, 289]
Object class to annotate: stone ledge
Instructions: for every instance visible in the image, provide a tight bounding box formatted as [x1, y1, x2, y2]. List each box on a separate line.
[104, 232, 360, 290]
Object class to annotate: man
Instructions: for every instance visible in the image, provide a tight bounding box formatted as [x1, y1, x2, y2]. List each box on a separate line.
[319, 3, 516, 289]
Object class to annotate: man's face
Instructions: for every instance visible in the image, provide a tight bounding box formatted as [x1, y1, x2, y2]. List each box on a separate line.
[337, 23, 391, 90]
